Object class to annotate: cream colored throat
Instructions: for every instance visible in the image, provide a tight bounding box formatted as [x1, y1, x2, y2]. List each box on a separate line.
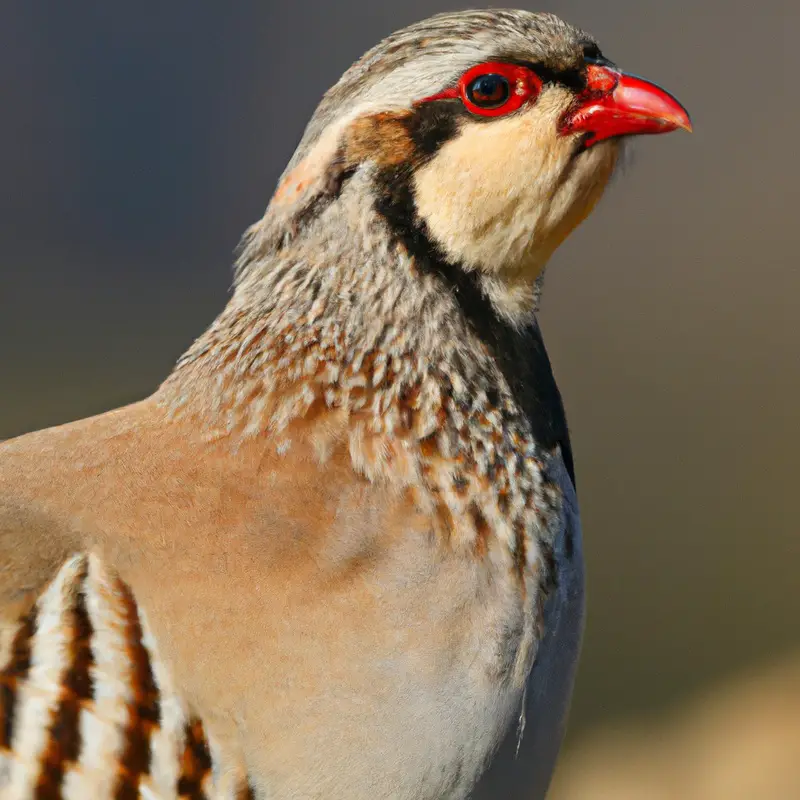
[413, 88, 619, 282]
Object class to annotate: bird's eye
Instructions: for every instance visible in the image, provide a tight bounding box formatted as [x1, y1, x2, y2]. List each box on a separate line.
[416, 62, 541, 117]
[457, 62, 542, 118]
[466, 74, 510, 109]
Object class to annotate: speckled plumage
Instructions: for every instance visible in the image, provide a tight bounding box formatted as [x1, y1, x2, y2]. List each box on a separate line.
[0, 7, 688, 799]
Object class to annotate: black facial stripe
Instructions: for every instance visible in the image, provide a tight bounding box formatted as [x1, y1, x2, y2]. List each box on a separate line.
[405, 101, 462, 159]
[583, 48, 616, 70]
[538, 65, 585, 92]
[581, 41, 602, 60]
[372, 163, 576, 489]
[509, 59, 586, 93]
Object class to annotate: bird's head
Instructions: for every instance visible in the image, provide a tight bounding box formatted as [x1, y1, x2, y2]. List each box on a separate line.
[252, 9, 690, 320]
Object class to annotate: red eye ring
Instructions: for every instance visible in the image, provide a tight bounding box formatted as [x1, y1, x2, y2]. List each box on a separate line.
[416, 62, 542, 118]
[459, 62, 541, 117]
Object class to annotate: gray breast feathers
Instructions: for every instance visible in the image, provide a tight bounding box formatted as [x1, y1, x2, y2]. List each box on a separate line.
[470, 450, 585, 799]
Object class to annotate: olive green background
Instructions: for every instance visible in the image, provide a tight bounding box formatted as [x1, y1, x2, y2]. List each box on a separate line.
[1, 0, 796, 754]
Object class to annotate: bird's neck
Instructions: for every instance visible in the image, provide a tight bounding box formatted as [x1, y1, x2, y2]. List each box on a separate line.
[161, 192, 496, 440]
[158, 192, 567, 660]
[160, 173, 571, 478]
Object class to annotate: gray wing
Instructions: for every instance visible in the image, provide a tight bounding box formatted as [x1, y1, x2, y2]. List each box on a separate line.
[470, 449, 585, 799]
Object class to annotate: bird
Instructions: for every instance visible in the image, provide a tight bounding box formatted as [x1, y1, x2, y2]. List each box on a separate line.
[0, 9, 690, 800]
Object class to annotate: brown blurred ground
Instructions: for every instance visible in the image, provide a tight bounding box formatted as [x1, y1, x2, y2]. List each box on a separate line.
[551, 653, 800, 798]
[0, 0, 797, 778]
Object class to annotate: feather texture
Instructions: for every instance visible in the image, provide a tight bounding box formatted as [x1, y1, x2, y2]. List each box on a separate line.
[0, 556, 254, 799]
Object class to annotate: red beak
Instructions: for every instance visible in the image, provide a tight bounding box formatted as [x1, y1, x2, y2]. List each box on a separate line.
[561, 63, 692, 148]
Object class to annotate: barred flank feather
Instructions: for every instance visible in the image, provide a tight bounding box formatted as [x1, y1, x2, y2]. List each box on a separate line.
[0, 556, 255, 800]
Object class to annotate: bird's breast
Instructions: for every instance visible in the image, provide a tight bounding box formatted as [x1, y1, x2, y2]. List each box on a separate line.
[0, 512, 539, 800]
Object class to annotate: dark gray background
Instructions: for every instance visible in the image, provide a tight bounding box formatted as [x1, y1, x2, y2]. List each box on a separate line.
[1, 0, 796, 750]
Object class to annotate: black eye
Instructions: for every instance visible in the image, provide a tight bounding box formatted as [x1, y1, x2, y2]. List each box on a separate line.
[466, 74, 510, 109]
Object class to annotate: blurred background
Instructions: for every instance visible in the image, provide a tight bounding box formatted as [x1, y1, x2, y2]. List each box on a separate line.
[1, 0, 797, 796]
